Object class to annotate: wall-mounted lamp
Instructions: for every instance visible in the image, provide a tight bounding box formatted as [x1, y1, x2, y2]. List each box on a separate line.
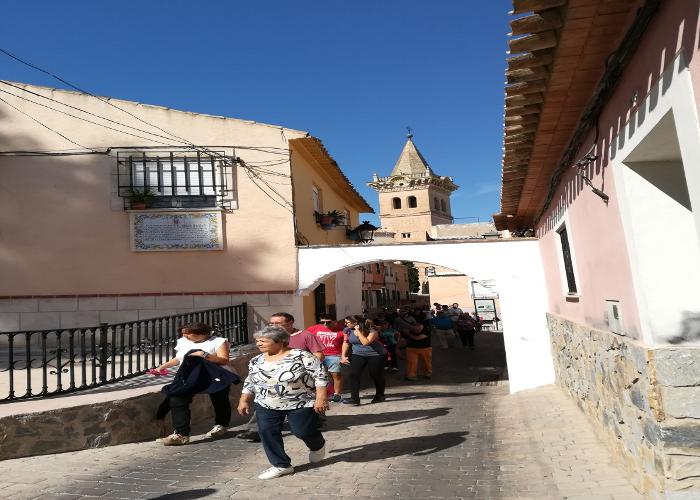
[346, 221, 378, 244]
[575, 153, 609, 203]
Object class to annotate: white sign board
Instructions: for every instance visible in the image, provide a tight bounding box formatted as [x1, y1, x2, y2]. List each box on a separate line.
[130, 211, 224, 252]
[474, 298, 497, 320]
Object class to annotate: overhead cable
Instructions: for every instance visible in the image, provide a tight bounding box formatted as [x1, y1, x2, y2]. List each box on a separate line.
[0, 47, 296, 207]
[0, 95, 92, 151]
[0, 87, 174, 146]
[0, 47, 206, 151]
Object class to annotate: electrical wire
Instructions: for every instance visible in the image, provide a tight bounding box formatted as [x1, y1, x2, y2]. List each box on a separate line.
[1, 49, 272, 173]
[0, 48, 299, 208]
[0, 95, 92, 151]
[0, 87, 175, 146]
[241, 160, 294, 208]
[0, 47, 210, 153]
[0, 81, 196, 146]
[0, 83, 294, 188]
[243, 166, 295, 214]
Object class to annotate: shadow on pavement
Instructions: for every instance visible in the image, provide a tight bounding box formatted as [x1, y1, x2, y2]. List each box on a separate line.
[294, 431, 468, 472]
[326, 407, 453, 430]
[378, 391, 485, 401]
[147, 488, 217, 499]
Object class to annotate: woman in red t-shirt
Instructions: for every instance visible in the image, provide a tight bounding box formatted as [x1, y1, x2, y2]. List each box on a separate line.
[308, 314, 345, 402]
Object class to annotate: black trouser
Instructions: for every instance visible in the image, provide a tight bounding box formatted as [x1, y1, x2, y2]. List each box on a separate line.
[458, 329, 476, 348]
[170, 386, 231, 436]
[385, 344, 398, 369]
[349, 354, 386, 401]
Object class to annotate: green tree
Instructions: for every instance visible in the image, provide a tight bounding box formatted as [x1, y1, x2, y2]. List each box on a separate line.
[401, 261, 420, 294]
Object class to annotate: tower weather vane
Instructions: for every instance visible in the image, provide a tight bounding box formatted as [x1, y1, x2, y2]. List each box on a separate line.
[406, 126, 413, 138]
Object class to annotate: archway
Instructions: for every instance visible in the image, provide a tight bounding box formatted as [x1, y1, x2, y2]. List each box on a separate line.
[297, 239, 554, 394]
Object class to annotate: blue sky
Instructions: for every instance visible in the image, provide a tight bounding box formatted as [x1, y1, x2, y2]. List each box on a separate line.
[1, 0, 510, 224]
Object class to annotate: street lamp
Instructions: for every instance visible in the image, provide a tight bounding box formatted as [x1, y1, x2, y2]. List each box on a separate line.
[347, 220, 378, 244]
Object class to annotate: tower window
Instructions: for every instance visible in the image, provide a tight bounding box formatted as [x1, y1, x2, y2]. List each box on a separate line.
[440, 199, 446, 212]
[392, 197, 402, 209]
[433, 197, 439, 210]
[401, 232, 411, 238]
[408, 196, 417, 208]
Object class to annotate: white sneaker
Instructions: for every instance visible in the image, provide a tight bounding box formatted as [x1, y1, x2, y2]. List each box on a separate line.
[157, 433, 190, 446]
[309, 444, 326, 463]
[257, 466, 294, 480]
[206, 425, 228, 438]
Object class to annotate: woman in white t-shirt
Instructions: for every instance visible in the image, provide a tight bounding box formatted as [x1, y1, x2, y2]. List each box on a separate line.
[153, 323, 232, 445]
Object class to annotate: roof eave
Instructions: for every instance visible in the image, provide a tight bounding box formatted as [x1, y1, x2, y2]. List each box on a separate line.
[289, 136, 374, 213]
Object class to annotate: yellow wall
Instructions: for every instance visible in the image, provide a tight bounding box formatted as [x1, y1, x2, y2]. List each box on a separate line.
[428, 274, 501, 314]
[428, 274, 472, 309]
[290, 146, 361, 246]
[302, 293, 316, 329]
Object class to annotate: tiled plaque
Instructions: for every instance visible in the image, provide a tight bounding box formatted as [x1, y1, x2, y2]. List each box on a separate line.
[130, 211, 224, 252]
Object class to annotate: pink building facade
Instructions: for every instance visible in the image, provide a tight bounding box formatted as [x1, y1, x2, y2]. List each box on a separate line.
[496, 0, 700, 495]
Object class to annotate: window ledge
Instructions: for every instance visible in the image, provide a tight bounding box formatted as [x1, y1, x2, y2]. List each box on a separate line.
[126, 207, 223, 212]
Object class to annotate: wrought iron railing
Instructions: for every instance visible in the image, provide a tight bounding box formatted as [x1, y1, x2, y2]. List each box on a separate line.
[0, 304, 247, 402]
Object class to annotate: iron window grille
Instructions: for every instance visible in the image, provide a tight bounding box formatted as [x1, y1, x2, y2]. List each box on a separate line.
[117, 150, 235, 210]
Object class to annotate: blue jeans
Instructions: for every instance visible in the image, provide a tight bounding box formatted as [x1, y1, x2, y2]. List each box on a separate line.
[255, 403, 325, 468]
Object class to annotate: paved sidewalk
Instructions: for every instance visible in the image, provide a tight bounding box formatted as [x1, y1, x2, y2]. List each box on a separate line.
[1, 333, 642, 499]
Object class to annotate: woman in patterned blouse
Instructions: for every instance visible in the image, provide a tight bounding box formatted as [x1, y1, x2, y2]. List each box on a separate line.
[237, 325, 330, 480]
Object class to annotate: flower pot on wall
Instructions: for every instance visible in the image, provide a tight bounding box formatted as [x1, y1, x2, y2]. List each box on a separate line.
[320, 215, 335, 229]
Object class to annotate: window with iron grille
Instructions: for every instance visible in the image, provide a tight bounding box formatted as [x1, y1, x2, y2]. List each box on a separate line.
[117, 150, 234, 209]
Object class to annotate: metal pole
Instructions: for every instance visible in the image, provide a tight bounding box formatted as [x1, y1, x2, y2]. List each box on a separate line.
[99, 323, 108, 384]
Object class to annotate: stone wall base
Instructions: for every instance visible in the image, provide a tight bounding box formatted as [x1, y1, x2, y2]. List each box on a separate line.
[548, 313, 700, 498]
[0, 347, 258, 460]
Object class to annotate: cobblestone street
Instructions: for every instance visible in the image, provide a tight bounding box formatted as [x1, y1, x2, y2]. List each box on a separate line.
[2, 333, 642, 499]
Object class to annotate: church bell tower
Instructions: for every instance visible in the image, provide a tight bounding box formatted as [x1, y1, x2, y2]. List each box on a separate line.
[367, 133, 458, 242]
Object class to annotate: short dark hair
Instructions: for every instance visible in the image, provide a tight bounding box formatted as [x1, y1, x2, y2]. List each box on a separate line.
[319, 313, 334, 321]
[181, 323, 212, 335]
[270, 312, 294, 322]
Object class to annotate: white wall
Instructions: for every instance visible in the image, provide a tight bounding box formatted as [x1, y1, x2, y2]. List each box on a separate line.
[612, 54, 700, 345]
[334, 267, 363, 319]
[297, 240, 554, 394]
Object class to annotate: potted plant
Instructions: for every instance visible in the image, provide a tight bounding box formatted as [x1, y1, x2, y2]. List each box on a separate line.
[314, 210, 345, 229]
[128, 188, 156, 209]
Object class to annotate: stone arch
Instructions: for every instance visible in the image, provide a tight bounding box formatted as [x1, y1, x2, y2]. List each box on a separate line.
[297, 240, 554, 394]
[392, 197, 402, 209]
[408, 195, 417, 208]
